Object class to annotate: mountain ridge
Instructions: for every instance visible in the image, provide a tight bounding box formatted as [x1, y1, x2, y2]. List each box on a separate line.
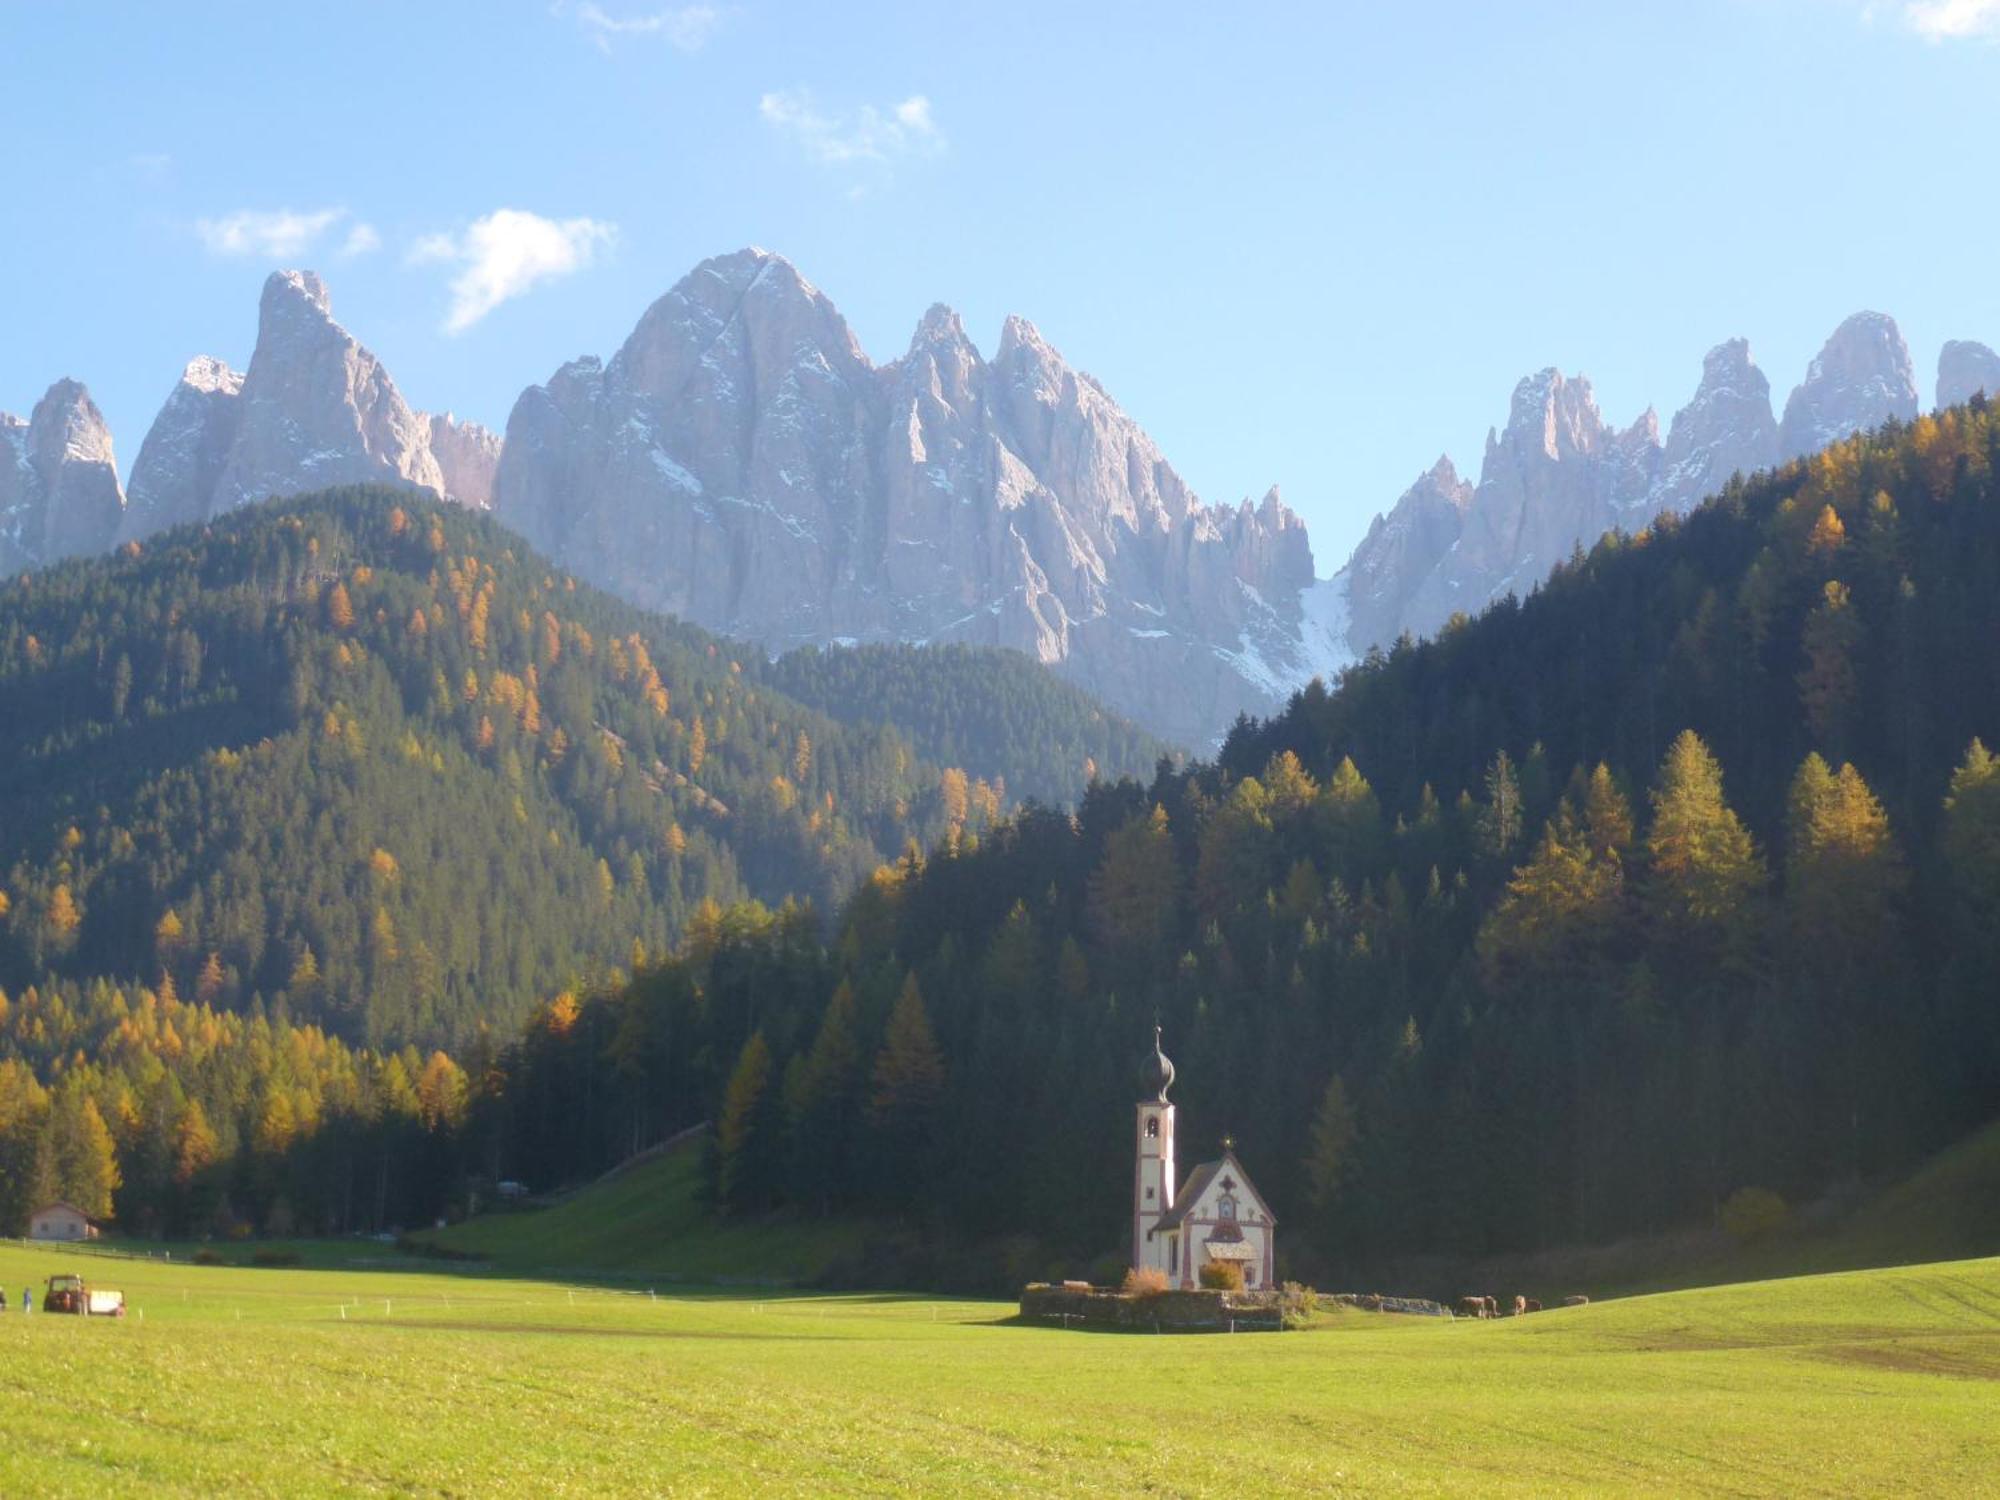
[7, 253, 1999, 744]
[494, 246, 1337, 746]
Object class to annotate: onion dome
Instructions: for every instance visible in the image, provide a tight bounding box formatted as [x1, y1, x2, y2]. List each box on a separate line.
[1139, 1024, 1175, 1102]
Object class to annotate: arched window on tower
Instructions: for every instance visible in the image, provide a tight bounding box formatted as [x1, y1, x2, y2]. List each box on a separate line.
[1144, 1117, 1159, 1139]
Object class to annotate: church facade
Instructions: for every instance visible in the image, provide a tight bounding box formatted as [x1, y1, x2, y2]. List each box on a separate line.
[1131, 1027, 1276, 1289]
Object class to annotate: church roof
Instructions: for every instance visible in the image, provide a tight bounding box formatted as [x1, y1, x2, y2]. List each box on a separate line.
[1150, 1150, 1276, 1234]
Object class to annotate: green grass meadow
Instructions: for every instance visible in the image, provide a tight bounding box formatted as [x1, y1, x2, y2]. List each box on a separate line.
[420, 1146, 866, 1285]
[0, 1240, 1994, 1496]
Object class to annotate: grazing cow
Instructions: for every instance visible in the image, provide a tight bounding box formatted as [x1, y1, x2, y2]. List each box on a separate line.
[1563, 1294, 1590, 1307]
[1457, 1296, 1486, 1319]
[1524, 1299, 1542, 1313]
[1512, 1295, 1527, 1317]
[1483, 1295, 1499, 1318]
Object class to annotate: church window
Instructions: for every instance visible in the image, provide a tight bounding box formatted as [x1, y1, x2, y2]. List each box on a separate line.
[1218, 1195, 1237, 1221]
[1169, 1237, 1178, 1275]
[1145, 1118, 1159, 1139]
[1145, 1186, 1154, 1201]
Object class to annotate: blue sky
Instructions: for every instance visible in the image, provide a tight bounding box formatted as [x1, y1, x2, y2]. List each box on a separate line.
[3, 0, 1997, 568]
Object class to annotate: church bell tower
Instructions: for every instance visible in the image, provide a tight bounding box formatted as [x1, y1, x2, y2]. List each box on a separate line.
[1133, 1025, 1177, 1274]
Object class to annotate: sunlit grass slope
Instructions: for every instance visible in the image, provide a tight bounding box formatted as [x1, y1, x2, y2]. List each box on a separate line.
[0, 1243, 1994, 1496]
[418, 1144, 866, 1285]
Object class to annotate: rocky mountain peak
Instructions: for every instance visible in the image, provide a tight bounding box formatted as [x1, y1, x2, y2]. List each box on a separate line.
[121, 357, 247, 541]
[265, 267, 332, 317]
[179, 355, 244, 398]
[912, 302, 968, 348]
[1938, 339, 2000, 409]
[117, 270, 483, 543]
[1655, 337, 1778, 516]
[209, 267, 444, 514]
[1342, 455, 1475, 653]
[494, 253, 1323, 744]
[1, 378, 125, 569]
[1700, 336, 1755, 386]
[1324, 312, 1939, 670]
[31, 379, 117, 467]
[1779, 311, 1917, 460]
[1500, 368, 1615, 463]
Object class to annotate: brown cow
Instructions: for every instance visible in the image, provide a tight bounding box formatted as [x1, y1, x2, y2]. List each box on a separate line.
[1563, 1294, 1589, 1307]
[1524, 1298, 1542, 1313]
[1457, 1296, 1486, 1319]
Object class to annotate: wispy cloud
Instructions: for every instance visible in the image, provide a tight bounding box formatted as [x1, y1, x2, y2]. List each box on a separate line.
[409, 209, 617, 334]
[1901, 0, 2000, 38]
[339, 222, 382, 259]
[566, 2, 720, 52]
[759, 90, 945, 177]
[195, 207, 345, 259]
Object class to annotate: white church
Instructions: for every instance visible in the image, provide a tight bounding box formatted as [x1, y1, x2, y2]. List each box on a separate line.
[1132, 1027, 1277, 1289]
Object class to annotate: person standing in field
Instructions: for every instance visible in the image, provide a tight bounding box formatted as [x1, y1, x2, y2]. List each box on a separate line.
[23, 1286, 31, 1314]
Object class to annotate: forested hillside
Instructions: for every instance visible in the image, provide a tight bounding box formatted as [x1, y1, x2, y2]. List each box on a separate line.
[766, 642, 1174, 806]
[9, 410, 2000, 1266]
[482, 403, 2000, 1279]
[0, 488, 1100, 1050]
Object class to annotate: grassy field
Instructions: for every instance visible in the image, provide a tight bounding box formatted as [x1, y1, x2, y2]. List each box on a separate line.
[418, 1145, 866, 1285]
[0, 1241, 1994, 1496]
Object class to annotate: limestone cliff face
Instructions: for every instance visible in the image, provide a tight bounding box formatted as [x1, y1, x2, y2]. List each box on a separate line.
[1937, 340, 2000, 410]
[120, 356, 244, 541]
[211, 271, 445, 512]
[1340, 457, 1471, 652]
[1322, 314, 1927, 659]
[0, 379, 124, 571]
[1778, 312, 1918, 461]
[494, 248, 1325, 745]
[120, 272, 493, 542]
[426, 413, 503, 509]
[1401, 370, 1650, 636]
[1655, 338, 1779, 518]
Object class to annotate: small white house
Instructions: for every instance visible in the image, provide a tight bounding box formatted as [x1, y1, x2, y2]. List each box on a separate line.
[1132, 1028, 1277, 1289]
[29, 1202, 101, 1242]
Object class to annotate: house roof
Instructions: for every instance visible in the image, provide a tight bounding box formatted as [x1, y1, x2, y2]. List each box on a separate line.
[1202, 1241, 1258, 1261]
[1150, 1150, 1277, 1234]
[31, 1202, 99, 1222]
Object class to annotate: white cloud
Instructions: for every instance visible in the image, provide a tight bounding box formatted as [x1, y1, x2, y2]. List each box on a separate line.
[195, 207, 344, 259]
[410, 209, 617, 334]
[759, 90, 945, 170]
[1901, 0, 2000, 38]
[339, 222, 382, 258]
[568, 2, 720, 52]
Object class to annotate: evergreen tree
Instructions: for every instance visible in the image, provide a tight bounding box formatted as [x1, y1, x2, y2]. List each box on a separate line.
[1089, 805, 1179, 965]
[1302, 1071, 1357, 1235]
[1478, 750, 1524, 861]
[1642, 731, 1764, 979]
[868, 973, 946, 1209]
[785, 981, 863, 1212]
[715, 1030, 781, 1213]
